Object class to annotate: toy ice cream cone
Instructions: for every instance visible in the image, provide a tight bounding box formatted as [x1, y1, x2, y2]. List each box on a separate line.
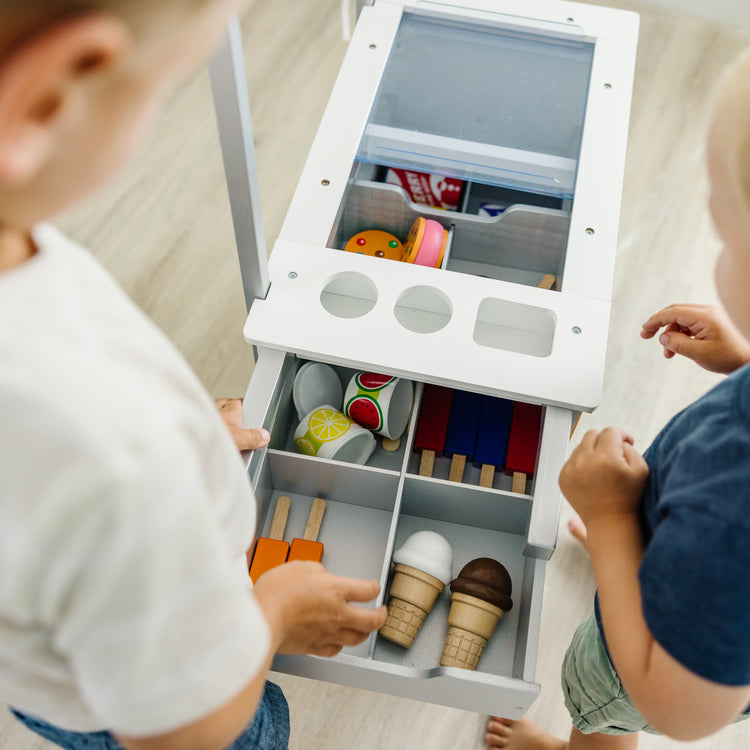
[379, 564, 445, 647]
[439, 557, 513, 670]
[379, 531, 453, 648]
[440, 592, 505, 669]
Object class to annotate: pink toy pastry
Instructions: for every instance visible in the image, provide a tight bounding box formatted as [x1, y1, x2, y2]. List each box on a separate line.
[402, 217, 448, 268]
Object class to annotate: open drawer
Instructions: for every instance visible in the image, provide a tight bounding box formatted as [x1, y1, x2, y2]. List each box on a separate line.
[241, 348, 573, 717]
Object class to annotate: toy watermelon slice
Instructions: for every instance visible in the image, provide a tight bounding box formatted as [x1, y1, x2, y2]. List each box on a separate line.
[346, 395, 384, 432]
[355, 373, 395, 392]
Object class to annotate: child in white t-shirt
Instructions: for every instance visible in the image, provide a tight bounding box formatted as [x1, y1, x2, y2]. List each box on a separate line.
[0, 2, 387, 749]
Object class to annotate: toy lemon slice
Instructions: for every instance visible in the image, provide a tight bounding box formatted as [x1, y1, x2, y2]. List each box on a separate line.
[402, 217, 448, 268]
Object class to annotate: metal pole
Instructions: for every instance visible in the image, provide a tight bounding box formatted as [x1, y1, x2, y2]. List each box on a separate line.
[208, 16, 270, 312]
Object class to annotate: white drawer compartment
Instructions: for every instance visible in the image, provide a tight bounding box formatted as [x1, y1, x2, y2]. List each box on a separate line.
[242, 348, 571, 716]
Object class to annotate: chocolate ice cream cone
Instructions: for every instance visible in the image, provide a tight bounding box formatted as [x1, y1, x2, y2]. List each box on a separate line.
[440, 592, 504, 669]
[379, 563, 445, 647]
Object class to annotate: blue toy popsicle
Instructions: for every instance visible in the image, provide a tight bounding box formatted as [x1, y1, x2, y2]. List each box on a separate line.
[444, 390, 483, 482]
[474, 397, 514, 488]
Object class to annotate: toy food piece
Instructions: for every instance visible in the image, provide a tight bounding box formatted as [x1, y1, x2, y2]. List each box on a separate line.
[538, 273, 556, 290]
[288, 497, 326, 563]
[402, 217, 448, 268]
[249, 495, 291, 583]
[413, 384, 454, 477]
[380, 531, 453, 648]
[505, 402, 543, 494]
[474, 397, 514, 488]
[345, 230, 404, 260]
[292, 361, 343, 421]
[344, 372, 414, 440]
[445, 390, 483, 483]
[440, 557, 513, 670]
[383, 168, 464, 210]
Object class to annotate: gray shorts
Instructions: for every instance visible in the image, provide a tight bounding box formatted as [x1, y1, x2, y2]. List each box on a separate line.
[562, 613, 750, 736]
[561, 613, 656, 735]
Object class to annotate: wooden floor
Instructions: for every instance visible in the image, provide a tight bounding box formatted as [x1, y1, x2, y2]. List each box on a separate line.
[3, 0, 749, 748]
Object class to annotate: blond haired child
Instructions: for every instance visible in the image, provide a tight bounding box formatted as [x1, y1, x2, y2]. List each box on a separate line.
[486, 46, 750, 750]
[0, 2, 386, 749]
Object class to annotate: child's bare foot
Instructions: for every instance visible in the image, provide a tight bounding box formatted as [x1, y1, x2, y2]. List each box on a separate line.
[568, 517, 588, 551]
[486, 717, 567, 750]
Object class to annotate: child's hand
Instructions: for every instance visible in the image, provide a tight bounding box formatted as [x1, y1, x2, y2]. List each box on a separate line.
[215, 398, 270, 451]
[252, 561, 387, 657]
[640, 303, 750, 374]
[559, 427, 649, 528]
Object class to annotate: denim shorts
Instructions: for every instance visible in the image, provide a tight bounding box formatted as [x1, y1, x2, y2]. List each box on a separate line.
[11, 680, 289, 750]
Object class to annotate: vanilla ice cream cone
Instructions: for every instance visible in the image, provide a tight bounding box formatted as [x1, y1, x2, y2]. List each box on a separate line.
[379, 563, 445, 647]
[440, 592, 505, 670]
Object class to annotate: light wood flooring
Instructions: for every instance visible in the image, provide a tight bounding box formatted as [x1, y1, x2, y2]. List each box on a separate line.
[2, 0, 749, 748]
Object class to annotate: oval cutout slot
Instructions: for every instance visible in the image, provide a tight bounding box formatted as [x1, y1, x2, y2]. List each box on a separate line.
[394, 285, 452, 334]
[473, 298, 555, 357]
[320, 272, 378, 319]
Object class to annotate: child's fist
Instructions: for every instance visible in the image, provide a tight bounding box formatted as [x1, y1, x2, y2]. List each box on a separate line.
[559, 427, 649, 526]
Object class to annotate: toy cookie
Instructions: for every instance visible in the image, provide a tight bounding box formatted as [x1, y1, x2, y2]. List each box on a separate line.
[345, 230, 404, 260]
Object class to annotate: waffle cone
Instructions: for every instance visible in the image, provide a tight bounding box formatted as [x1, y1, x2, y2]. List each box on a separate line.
[439, 592, 504, 670]
[379, 564, 445, 648]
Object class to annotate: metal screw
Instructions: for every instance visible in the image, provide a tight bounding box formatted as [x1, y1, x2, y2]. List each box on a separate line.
[604, 83, 612, 89]
[572, 326, 582, 335]
[288, 271, 297, 279]
[566, 17, 575, 22]
[369, 43, 377, 49]
[585, 227, 595, 235]
[321, 179, 330, 186]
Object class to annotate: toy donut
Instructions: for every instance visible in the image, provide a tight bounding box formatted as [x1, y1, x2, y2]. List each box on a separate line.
[402, 217, 448, 268]
[344, 230, 404, 260]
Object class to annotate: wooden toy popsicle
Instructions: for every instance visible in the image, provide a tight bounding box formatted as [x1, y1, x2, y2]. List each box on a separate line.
[249, 495, 290, 583]
[288, 498, 327, 562]
[538, 273, 556, 290]
[445, 390, 483, 483]
[505, 403, 543, 494]
[413, 385, 454, 477]
[474, 396, 514, 488]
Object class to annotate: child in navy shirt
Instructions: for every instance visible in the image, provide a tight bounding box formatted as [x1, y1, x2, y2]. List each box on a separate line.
[487, 48, 750, 750]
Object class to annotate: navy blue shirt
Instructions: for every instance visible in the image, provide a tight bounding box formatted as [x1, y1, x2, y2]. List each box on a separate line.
[596, 364, 750, 694]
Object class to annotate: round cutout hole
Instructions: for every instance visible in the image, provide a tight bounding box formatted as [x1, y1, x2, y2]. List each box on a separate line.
[320, 272, 377, 319]
[394, 285, 452, 334]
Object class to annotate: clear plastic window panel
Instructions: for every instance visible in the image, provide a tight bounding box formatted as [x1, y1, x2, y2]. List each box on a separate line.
[357, 12, 595, 199]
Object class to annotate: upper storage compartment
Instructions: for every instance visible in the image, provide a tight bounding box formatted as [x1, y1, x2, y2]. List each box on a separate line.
[357, 11, 593, 199]
[246, 0, 639, 412]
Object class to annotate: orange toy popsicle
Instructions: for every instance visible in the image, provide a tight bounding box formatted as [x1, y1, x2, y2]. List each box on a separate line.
[288, 498, 326, 562]
[249, 495, 291, 583]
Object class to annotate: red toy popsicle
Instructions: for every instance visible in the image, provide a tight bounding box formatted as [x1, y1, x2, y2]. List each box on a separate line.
[249, 495, 290, 583]
[413, 385, 454, 477]
[505, 403, 543, 494]
[288, 498, 326, 563]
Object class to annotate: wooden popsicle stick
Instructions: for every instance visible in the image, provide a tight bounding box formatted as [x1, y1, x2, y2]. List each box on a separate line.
[419, 449, 435, 477]
[269, 495, 291, 540]
[479, 464, 496, 488]
[448, 453, 466, 483]
[511, 472, 527, 494]
[538, 274, 556, 290]
[382, 437, 401, 452]
[303, 498, 326, 541]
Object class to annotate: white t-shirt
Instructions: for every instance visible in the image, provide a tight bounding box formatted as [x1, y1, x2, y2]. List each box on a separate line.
[0, 225, 270, 736]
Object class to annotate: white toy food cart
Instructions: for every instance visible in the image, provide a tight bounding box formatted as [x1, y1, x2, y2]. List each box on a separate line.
[208, 0, 638, 718]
